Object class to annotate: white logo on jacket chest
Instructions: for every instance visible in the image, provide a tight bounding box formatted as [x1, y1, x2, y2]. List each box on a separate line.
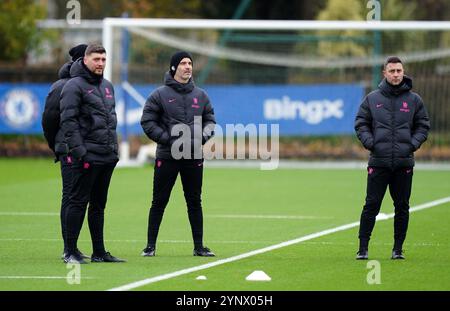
[105, 87, 113, 99]
[400, 102, 410, 112]
[192, 97, 200, 109]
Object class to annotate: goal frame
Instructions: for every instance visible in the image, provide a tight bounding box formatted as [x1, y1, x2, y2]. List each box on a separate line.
[102, 18, 450, 166]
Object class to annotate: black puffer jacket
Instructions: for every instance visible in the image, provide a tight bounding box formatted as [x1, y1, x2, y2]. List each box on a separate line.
[42, 62, 73, 159]
[60, 59, 118, 164]
[141, 72, 216, 159]
[355, 76, 430, 169]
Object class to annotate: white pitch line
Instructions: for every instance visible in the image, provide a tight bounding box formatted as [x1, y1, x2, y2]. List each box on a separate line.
[0, 238, 272, 244]
[0, 212, 330, 220]
[204, 160, 450, 171]
[0, 276, 95, 279]
[107, 195, 450, 291]
[207, 214, 333, 220]
[0, 212, 58, 216]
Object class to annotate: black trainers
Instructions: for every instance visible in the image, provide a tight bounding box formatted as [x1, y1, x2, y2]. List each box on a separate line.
[64, 253, 88, 264]
[356, 249, 368, 260]
[61, 249, 89, 260]
[141, 246, 156, 257]
[91, 252, 126, 263]
[193, 246, 215, 257]
[391, 249, 405, 260]
[76, 249, 90, 259]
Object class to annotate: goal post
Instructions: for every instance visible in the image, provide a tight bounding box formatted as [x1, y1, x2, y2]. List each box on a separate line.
[103, 19, 450, 81]
[102, 19, 450, 165]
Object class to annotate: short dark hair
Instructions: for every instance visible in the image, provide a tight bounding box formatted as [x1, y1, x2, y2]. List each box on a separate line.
[85, 44, 106, 56]
[384, 56, 402, 69]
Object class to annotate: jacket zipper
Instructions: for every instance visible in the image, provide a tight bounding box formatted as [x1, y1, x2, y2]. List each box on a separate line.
[183, 95, 187, 121]
[97, 85, 112, 148]
[391, 98, 395, 168]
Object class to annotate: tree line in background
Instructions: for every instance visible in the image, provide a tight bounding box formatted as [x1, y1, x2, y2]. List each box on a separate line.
[2, 0, 450, 62]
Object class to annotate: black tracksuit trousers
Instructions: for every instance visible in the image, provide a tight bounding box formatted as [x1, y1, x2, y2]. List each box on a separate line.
[65, 161, 116, 256]
[59, 155, 87, 253]
[359, 166, 413, 251]
[147, 159, 204, 249]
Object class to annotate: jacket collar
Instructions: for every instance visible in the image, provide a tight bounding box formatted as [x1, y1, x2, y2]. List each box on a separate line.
[378, 75, 412, 97]
[164, 71, 195, 94]
[69, 59, 103, 84]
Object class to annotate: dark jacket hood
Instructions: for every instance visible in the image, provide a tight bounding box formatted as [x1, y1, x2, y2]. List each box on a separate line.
[69, 59, 103, 84]
[164, 71, 195, 94]
[58, 61, 73, 79]
[378, 75, 413, 97]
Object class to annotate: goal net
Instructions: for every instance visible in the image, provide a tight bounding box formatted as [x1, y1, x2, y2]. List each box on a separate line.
[102, 19, 450, 165]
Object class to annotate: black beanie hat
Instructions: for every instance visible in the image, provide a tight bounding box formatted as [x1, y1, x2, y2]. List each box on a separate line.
[69, 44, 88, 61]
[169, 51, 193, 76]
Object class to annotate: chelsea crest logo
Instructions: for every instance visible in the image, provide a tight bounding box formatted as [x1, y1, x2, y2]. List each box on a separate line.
[0, 89, 39, 130]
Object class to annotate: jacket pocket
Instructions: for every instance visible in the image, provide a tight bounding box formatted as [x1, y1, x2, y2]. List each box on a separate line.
[373, 121, 390, 145]
[396, 123, 413, 157]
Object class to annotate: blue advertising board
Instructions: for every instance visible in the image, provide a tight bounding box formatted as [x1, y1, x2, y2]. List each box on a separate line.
[0, 83, 364, 136]
[0, 84, 48, 134]
[208, 84, 364, 136]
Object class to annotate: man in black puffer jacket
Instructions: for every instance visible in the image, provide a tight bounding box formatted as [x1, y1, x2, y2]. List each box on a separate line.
[355, 56, 430, 260]
[140, 51, 216, 257]
[60, 44, 125, 264]
[42, 44, 90, 261]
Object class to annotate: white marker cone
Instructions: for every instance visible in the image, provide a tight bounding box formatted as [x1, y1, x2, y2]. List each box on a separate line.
[196, 275, 207, 280]
[245, 270, 271, 281]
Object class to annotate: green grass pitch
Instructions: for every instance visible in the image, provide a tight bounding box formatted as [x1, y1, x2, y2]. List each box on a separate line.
[0, 158, 449, 291]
